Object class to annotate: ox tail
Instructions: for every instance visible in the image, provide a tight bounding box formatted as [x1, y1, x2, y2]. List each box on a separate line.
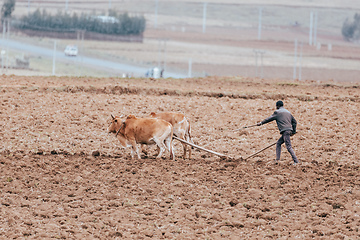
[165, 124, 175, 160]
[186, 119, 193, 159]
[186, 119, 194, 145]
[170, 126, 175, 160]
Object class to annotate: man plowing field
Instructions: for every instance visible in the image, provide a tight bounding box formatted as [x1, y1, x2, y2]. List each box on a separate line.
[257, 100, 299, 165]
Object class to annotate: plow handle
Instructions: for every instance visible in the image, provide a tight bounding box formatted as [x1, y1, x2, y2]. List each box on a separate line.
[233, 124, 258, 132]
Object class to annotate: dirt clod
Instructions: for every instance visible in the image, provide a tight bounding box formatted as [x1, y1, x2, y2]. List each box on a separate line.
[92, 151, 100, 156]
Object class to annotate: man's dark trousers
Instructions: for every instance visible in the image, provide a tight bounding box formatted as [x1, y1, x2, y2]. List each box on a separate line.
[276, 130, 298, 163]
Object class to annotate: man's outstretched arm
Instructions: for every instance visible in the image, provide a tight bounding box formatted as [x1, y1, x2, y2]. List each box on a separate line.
[258, 111, 277, 126]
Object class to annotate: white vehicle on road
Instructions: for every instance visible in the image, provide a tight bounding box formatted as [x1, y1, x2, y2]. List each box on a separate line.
[64, 45, 78, 56]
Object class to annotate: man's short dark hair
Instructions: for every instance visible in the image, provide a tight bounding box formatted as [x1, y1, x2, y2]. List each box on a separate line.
[276, 100, 284, 108]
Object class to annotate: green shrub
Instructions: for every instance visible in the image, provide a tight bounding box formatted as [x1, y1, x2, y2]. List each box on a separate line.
[1, 0, 15, 21]
[341, 13, 360, 41]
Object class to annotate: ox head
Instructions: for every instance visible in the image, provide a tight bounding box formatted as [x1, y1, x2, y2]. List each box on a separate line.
[108, 115, 124, 134]
[108, 115, 130, 148]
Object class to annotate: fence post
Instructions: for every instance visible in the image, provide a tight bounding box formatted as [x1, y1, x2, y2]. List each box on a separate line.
[293, 39, 298, 80]
[258, 7, 262, 40]
[309, 12, 313, 45]
[52, 40, 56, 75]
[188, 58, 192, 78]
[154, 0, 158, 28]
[202, 2, 207, 33]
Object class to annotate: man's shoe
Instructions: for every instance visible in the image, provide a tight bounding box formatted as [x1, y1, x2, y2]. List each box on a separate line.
[266, 160, 278, 166]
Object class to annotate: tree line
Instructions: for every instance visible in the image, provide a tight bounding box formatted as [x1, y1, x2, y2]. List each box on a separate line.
[14, 9, 146, 35]
[1, 0, 15, 22]
[342, 13, 360, 41]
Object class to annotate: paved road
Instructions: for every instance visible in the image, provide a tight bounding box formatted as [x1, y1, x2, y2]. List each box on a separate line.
[0, 39, 187, 78]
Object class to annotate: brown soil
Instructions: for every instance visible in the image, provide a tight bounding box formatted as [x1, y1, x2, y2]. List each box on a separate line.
[1, 75, 360, 239]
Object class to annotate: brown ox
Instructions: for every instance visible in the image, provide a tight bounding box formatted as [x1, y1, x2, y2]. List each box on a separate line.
[108, 114, 174, 160]
[150, 112, 192, 159]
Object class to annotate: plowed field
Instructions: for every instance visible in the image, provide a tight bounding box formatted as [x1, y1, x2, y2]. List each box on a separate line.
[1, 75, 360, 239]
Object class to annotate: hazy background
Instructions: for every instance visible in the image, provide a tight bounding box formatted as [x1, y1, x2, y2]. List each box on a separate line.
[1, 0, 360, 81]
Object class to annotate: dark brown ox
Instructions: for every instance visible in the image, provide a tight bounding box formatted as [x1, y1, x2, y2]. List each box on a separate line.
[150, 112, 193, 159]
[108, 114, 174, 160]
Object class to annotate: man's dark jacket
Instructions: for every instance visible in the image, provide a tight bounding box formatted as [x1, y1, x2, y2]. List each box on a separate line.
[260, 107, 297, 134]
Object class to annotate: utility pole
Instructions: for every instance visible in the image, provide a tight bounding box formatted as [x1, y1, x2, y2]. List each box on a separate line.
[188, 58, 192, 78]
[260, 51, 264, 78]
[52, 40, 56, 75]
[1, 50, 4, 72]
[157, 38, 167, 73]
[65, 0, 68, 12]
[309, 11, 318, 46]
[258, 7, 262, 40]
[77, 30, 85, 76]
[313, 11, 318, 46]
[157, 39, 161, 68]
[162, 39, 167, 74]
[6, 19, 10, 71]
[293, 39, 298, 80]
[28, 0, 31, 14]
[309, 11, 313, 45]
[255, 50, 258, 77]
[202, 2, 207, 33]
[1, 21, 5, 72]
[253, 49, 265, 78]
[298, 41, 303, 81]
[154, 0, 158, 28]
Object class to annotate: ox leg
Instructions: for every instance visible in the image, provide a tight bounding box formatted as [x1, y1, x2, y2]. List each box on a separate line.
[135, 146, 142, 160]
[130, 148, 135, 159]
[181, 142, 187, 159]
[175, 130, 188, 159]
[130, 141, 141, 160]
[155, 146, 160, 156]
[178, 133, 187, 159]
[185, 134, 192, 159]
[141, 145, 150, 157]
[165, 137, 175, 160]
[154, 139, 166, 159]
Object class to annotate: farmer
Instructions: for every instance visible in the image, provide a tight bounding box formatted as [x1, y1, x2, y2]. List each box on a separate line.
[257, 100, 299, 165]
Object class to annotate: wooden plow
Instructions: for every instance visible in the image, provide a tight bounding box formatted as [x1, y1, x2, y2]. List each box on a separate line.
[173, 136, 277, 161]
[173, 136, 230, 158]
[242, 141, 277, 161]
[232, 124, 258, 132]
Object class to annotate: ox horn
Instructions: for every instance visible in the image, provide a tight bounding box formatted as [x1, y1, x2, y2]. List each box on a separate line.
[111, 114, 115, 119]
